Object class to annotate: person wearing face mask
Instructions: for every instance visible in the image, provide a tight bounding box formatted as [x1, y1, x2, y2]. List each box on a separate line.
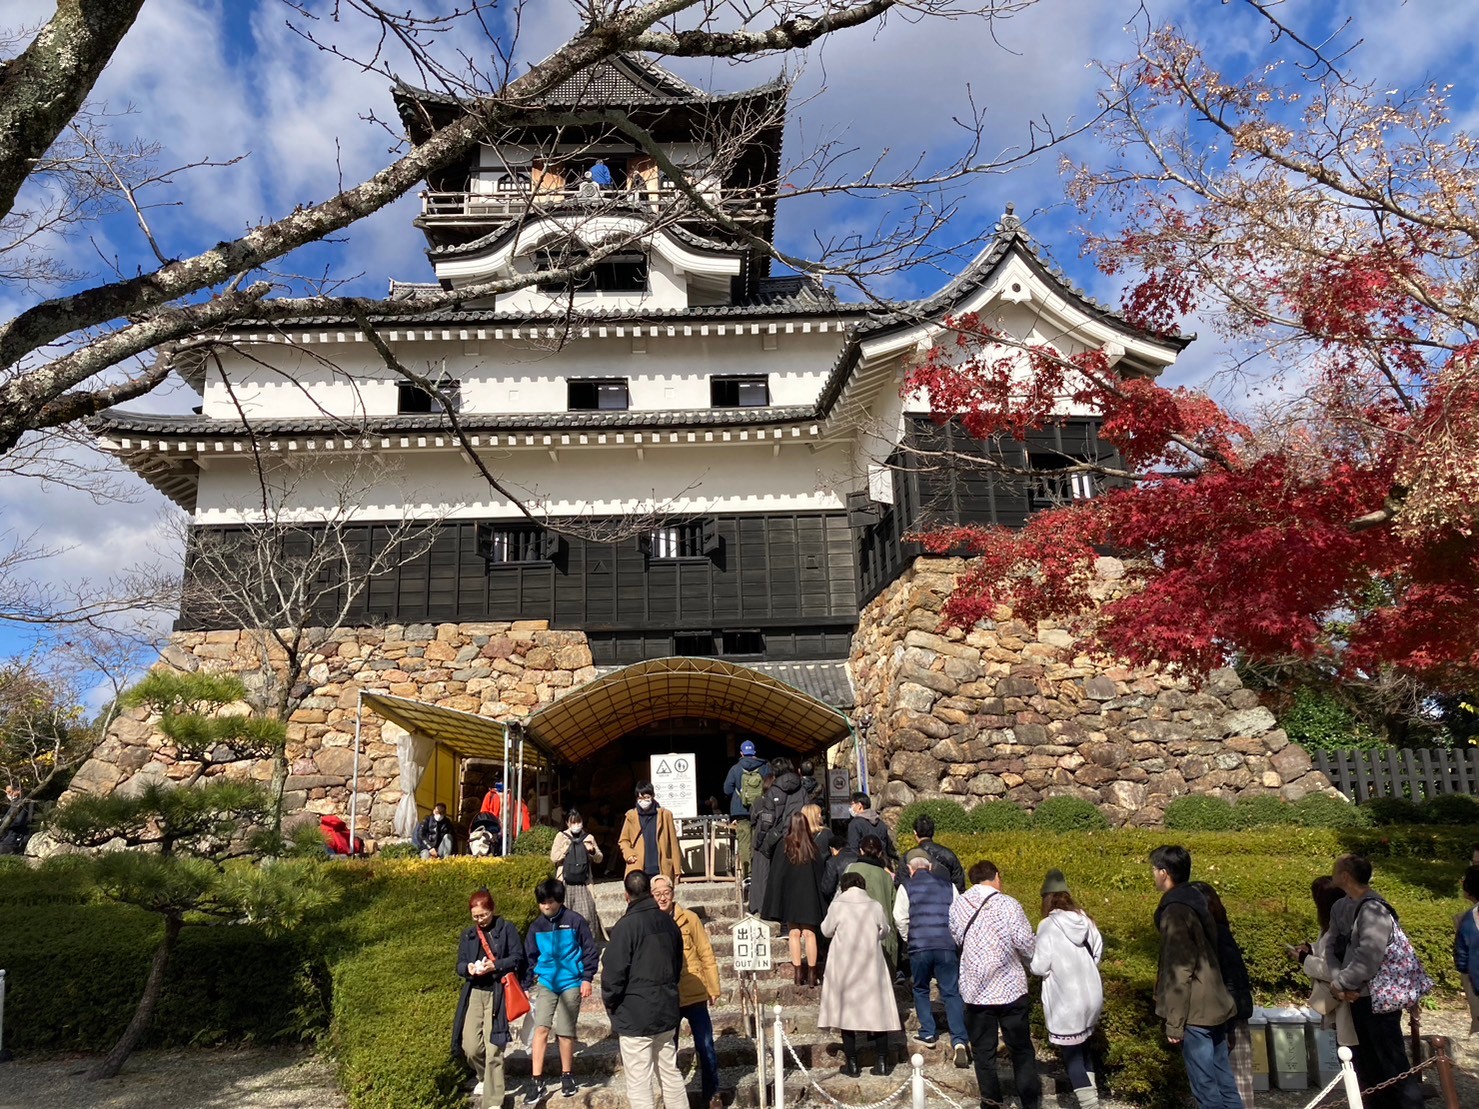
[552, 808, 606, 942]
[618, 781, 682, 883]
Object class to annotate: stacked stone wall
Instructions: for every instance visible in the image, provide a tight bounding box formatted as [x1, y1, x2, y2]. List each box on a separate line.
[65, 621, 595, 838]
[849, 556, 1335, 826]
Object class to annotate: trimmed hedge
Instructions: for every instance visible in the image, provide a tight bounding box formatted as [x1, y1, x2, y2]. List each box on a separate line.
[1032, 796, 1110, 832]
[1164, 795, 1235, 831]
[933, 826, 1471, 1107]
[970, 799, 1032, 832]
[510, 824, 558, 857]
[896, 798, 976, 835]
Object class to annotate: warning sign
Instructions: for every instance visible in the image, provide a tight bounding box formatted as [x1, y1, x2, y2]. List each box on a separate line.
[650, 752, 698, 818]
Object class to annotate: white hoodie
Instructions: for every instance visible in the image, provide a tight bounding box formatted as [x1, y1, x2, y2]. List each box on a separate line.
[1029, 909, 1105, 1043]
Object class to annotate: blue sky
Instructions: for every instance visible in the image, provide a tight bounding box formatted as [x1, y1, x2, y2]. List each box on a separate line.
[0, 0, 1471, 688]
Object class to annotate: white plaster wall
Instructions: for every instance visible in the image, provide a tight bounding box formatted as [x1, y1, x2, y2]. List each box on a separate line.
[199, 331, 849, 420]
[191, 441, 848, 524]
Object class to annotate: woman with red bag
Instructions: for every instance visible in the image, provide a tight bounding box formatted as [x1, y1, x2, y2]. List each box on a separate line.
[454, 889, 527, 1105]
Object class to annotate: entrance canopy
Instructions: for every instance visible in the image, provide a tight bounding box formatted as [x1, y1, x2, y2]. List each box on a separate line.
[521, 656, 854, 765]
[356, 691, 558, 843]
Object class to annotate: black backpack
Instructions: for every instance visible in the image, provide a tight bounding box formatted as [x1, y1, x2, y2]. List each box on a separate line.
[562, 832, 591, 885]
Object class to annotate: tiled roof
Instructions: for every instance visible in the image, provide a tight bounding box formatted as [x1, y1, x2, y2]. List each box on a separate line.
[394, 54, 783, 110]
[89, 405, 820, 439]
[212, 274, 848, 331]
[424, 215, 743, 260]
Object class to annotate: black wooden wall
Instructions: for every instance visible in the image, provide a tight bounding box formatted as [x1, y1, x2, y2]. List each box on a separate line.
[855, 416, 1120, 603]
[180, 512, 857, 664]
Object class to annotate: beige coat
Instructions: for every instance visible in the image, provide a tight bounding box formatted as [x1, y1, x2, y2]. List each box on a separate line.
[549, 829, 603, 879]
[1303, 931, 1358, 1046]
[673, 903, 721, 1008]
[618, 805, 682, 881]
[818, 887, 902, 1033]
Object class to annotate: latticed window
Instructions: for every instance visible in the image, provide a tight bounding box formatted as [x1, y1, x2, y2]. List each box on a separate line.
[644, 520, 717, 560]
[476, 524, 557, 564]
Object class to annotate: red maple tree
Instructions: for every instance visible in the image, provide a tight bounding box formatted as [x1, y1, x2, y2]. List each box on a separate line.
[906, 13, 1479, 687]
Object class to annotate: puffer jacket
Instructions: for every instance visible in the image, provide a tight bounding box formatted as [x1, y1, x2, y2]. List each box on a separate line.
[756, 772, 807, 858]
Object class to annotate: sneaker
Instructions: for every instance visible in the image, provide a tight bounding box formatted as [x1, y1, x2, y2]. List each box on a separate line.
[526, 1078, 548, 1103]
[953, 1042, 969, 1068]
[472, 1082, 484, 1097]
[561, 1074, 578, 1099]
[913, 1032, 938, 1047]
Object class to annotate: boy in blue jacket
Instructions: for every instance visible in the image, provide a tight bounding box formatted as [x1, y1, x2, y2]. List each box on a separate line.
[524, 877, 599, 1100]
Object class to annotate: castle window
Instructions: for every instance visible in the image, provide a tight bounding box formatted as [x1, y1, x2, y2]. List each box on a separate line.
[711, 375, 769, 408]
[721, 630, 765, 656]
[643, 520, 717, 560]
[1027, 453, 1099, 508]
[568, 378, 629, 411]
[398, 378, 460, 415]
[536, 249, 648, 293]
[476, 524, 558, 564]
[673, 631, 717, 656]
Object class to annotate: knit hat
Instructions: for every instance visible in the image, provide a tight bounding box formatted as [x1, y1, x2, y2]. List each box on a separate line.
[740, 741, 757, 756]
[1041, 869, 1070, 896]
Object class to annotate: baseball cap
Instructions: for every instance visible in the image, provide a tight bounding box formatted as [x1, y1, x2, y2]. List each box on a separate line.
[740, 741, 757, 757]
[904, 849, 935, 868]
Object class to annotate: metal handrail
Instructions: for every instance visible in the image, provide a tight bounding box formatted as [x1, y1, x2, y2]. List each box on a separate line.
[420, 186, 767, 221]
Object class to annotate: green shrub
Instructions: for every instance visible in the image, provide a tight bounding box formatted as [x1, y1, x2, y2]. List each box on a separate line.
[1165, 795, 1235, 831]
[510, 824, 557, 857]
[1417, 793, 1479, 825]
[930, 826, 1469, 1108]
[1363, 797, 1422, 825]
[1290, 792, 1372, 828]
[1231, 794, 1295, 829]
[897, 798, 972, 838]
[1032, 796, 1109, 833]
[968, 799, 1031, 833]
[377, 841, 420, 859]
[1280, 688, 1381, 753]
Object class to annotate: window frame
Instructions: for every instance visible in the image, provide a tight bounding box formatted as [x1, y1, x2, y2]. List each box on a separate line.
[475, 523, 557, 565]
[397, 378, 460, 415]
[710, 374, 771, 408]
[567, 378, 630, 411]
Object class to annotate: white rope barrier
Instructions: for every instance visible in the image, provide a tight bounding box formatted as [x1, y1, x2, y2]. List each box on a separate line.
[771, 1006, 913, 1109]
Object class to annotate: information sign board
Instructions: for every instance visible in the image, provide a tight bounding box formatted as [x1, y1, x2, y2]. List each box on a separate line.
[828, 767, 852, 821]
[731, 915, 773, 972]
[650, 752, 698, 818]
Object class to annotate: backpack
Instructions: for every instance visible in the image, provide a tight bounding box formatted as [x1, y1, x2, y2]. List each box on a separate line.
[738, 766, 765, 808]
[1354, 900, 1435, 1014]
[562, 832, 591, 886]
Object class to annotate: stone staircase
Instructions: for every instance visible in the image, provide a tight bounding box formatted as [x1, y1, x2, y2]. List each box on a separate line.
[496, 879, 1072, 1109]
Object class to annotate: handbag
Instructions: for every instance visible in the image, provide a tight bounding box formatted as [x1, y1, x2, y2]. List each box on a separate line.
[1355, 901, 1434, 1014]
[477, 925, 532, 1021]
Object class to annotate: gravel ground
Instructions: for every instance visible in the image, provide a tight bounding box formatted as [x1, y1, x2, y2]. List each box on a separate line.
[0, 1045, 345, 1109]
[0, 1006, 1471, 1109]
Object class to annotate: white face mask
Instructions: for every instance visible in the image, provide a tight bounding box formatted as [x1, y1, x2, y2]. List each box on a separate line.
[638, 798, 654, 811]
[569, 824, 583, 836]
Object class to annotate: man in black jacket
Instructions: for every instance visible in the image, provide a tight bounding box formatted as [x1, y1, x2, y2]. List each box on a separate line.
[846, 792, 898, 864]
[602, 870, 686, 1109]
[913, 815, 966, 892]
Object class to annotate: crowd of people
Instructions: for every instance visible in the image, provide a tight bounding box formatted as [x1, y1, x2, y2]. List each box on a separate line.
[447, 753, 1479, 1109]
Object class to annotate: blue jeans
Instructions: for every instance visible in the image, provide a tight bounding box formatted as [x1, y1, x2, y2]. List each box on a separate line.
[909, 947, 968, 1047]
[680, 1001, 719, 1099]
[1181, 1024, 1244, 1109]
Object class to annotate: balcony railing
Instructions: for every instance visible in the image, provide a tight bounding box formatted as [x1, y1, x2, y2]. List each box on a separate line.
[419, 184, 768, 224]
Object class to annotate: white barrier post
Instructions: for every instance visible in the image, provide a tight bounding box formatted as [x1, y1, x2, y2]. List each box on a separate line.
[772, 1004, 785, 1109]
[0, 968, 8, 1062]
[911, 1052, 926, 1109]
[1338, 1046, 1363, 1107]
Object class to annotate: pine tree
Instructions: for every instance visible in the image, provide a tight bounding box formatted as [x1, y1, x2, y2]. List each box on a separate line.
[50, 671, 338, 1080]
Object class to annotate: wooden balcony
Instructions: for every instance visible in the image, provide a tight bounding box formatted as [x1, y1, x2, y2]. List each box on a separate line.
[418, 184, 768, 225]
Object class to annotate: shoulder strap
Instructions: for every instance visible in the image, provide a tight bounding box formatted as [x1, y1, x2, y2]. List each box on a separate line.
[475, 926, 496, 962]
[961, 888, 997, 943]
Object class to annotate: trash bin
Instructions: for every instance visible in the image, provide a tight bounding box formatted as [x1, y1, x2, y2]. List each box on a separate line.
[1249, 1008, 1271, 1093]
[1265, 1006, 1309, 1090]
[1303, 1007, 1340, 1085]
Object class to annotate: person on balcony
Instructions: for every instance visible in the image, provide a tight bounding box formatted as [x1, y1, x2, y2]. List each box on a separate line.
[589, 159, 613, 188]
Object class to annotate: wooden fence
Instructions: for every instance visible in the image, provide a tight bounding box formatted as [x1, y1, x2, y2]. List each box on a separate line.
[1314, 748, 1479, 802]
